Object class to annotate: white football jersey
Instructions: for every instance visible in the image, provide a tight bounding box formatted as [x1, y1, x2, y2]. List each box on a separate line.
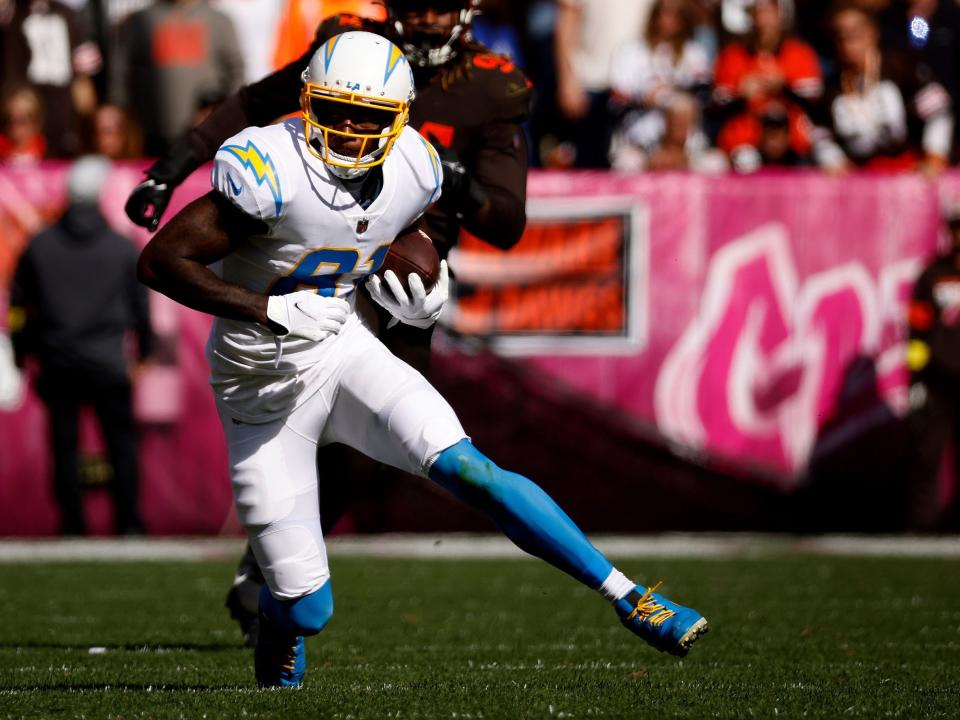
[206, 117, 442, 422]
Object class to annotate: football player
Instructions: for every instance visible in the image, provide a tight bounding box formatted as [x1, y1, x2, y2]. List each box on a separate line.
[138, 32, 708, 688]
[125, 0, 530, 646]
[125, 0, 527, 257]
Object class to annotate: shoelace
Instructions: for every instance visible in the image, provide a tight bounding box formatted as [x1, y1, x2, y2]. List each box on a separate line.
[264, 636, 299, 672]
[626, 581, 676, 628]
[281, 638, 299, 672]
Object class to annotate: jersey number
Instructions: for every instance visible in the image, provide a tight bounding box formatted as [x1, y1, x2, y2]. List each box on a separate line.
[269, 245, 391, 297]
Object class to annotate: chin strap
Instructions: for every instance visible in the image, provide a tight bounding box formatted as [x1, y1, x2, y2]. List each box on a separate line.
[309, 137, 379, 182]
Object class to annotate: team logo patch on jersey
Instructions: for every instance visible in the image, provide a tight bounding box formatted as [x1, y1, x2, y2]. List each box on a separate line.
[219, 141, 282, 215]
[384, 43, 405, 84]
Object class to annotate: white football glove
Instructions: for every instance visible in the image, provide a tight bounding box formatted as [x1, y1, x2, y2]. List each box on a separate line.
[266, 291, 349, 342]
[365, 260, 449, 329]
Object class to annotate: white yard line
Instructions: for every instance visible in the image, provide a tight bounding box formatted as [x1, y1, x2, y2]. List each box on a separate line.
[0, 534, 958, 562]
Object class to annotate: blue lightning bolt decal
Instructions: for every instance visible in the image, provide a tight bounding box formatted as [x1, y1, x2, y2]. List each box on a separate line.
[219, 141, 283, 216]
[324, 35, 342, 73]
[384, 43, 405, 84]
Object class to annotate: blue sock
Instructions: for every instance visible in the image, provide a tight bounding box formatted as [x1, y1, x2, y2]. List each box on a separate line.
[259, 580, 334, 637]
[429, 439, 614, 589]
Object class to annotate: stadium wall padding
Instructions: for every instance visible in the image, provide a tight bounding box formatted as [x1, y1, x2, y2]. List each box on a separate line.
[1, 165, 958, 534]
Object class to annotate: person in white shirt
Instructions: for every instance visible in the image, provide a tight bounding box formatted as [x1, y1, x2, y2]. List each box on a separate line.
[608, 0, 713, 170]
[554, 0, 654, 166]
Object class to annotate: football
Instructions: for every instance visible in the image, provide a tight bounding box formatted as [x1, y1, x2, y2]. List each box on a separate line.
[376, 227, 441, 292]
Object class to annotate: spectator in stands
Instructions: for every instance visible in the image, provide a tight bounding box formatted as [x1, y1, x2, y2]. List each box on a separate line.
[810, 2, 953, 173]
[879, 0, 960, 163]
[614, 91, 727, 171]
[271, 0, 385, 71]
[0, 87, 46, 164]
[904, 202, 960, 532]
[112, 0, 244, 155]
[471, 0, 525, 64]
[208, 0, 283, 84]
[554, 0, 655, 167]
[608, 0, 713, 170]
[756, 99, 810, 166]
[92, 104, 143, 160]
[688, 0, 719, 65]
[712, 0, 823, 173]
[8, 156, 152, 535]
[0, 0, 101, 157]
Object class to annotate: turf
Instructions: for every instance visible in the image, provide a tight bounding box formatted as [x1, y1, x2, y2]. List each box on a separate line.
[0, 555, 958, 719]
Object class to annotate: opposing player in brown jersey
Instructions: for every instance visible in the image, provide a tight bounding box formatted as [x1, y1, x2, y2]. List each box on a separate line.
[125, 0, 532, 646]
[126, 1, 530, 258]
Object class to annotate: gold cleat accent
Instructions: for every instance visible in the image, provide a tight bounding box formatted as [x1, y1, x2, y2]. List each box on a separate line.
[625, 582, 676, 628]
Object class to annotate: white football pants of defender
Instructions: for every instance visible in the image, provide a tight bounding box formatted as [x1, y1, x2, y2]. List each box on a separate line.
[217, 319, 466, 600]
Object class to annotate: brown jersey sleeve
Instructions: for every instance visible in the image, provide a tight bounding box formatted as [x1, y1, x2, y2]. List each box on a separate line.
[465, 119, 528, 249]
[461, 51, 532, 248]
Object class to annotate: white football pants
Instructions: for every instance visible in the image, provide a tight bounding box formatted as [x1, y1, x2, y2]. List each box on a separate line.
[216, 320, 466, 600]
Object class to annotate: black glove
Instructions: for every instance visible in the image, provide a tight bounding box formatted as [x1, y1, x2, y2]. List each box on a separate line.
[124, 137, 200, 231]
[426, 132, 488, 220]
[124, 178, 172, 232]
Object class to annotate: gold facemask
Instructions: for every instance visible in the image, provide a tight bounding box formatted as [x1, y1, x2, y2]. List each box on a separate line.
[300, 83, 409, 170]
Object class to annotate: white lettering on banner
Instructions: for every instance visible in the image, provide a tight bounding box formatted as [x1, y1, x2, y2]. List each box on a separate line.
[655, 223, 918, 481]
[446, 197, 650, 356]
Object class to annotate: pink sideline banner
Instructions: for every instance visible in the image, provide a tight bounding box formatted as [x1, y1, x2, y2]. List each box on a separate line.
[1, 164, 959, 534]
[0, 162, 234, 536]
[487, 171, 960, 481]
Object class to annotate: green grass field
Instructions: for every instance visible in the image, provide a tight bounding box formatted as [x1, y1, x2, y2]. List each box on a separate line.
[1, 554, 958, 719]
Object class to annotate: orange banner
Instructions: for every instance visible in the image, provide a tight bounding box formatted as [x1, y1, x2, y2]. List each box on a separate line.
[447, 201, 645, 352]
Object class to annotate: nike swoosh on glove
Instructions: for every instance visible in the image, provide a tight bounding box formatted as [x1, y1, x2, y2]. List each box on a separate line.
[266, 291, 349, 342]
[365, 260, 449, 329]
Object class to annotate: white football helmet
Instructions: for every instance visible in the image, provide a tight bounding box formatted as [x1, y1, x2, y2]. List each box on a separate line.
[300, 31, 415, 180]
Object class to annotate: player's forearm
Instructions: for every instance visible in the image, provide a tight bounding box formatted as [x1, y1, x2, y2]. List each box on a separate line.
[138, 253, 269, 326]
[466, 124, 528, 249]
[463, 186, 526, 250]
[137, 195, 272, 327]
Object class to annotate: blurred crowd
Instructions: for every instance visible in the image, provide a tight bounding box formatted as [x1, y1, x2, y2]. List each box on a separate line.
[1, 0, 959, 174]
